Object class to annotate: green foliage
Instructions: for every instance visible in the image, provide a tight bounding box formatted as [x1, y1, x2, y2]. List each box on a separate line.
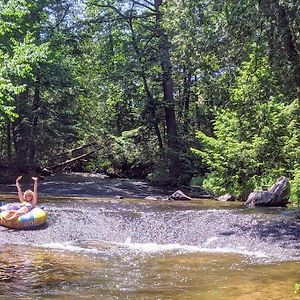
[193, 99, 300, 198]
[192, 53, 300, 198]
[190, 175, 205, 187]
[147, 161, 173, 186]
[85, 127, 158, 178]
[290, 170, 300, 206]
[0, 14, 49, 122]
[0, 0, 85, 170]
[0, 0, 299, 192]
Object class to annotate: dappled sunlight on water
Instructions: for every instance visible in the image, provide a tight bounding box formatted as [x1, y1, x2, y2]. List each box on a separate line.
[0, 175, 299, 299]
[0, 245, 101, 296]
[0, 244, 299, 299]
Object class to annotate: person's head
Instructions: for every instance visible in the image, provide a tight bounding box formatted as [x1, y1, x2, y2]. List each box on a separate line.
[23, 190, 34, 202]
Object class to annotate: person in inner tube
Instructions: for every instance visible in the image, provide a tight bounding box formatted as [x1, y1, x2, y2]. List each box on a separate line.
[2, 176, 38, 221]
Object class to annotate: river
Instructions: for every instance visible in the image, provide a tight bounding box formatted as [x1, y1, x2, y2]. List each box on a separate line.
[0, 174, 299, 299]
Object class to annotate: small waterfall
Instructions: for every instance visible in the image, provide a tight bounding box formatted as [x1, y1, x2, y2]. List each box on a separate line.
[0, 199, 298, 262]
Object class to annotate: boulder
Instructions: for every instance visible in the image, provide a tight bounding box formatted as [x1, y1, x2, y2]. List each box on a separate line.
[169, 190, 192, 201]
[268, 176, 290, 206]
[245, 176, 290, 207]
[245, 191, 275, 207]
[217, 193, 236, 202]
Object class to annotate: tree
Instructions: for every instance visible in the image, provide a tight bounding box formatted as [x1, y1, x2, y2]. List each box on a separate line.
[192, 47, 300, 198]
[0, 0, 84, 173]
[83, 0, 182, 180]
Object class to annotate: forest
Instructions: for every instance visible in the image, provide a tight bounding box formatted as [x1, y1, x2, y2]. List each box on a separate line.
[0, 0, 299, 203]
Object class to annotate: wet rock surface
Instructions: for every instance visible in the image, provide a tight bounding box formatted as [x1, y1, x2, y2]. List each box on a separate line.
[0, 199, 298, 263]
[0, 173, 174, 198]
[0, 174, 299, 263]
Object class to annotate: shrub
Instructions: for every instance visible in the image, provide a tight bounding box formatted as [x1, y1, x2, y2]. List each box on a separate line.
[290, 170, 300, 206]
[191, 54, 300, 199]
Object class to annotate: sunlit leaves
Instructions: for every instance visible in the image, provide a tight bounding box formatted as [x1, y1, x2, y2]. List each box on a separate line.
[192, 52, 300, 197]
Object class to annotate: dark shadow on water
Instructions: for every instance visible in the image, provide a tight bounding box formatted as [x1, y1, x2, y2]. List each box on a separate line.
[25, 222, 49, 231]
[232, 217, 300, 244]
[219, 231, 236, 236]
[0, 222, 49, 232]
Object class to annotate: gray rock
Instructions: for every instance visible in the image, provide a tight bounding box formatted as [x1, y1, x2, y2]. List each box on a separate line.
[217, 193, 236, 202]
[245, 191, 275, 207]
[268, 176, 290, 206]
[169, 190, 192, 201]
[245, 176, 290, 207]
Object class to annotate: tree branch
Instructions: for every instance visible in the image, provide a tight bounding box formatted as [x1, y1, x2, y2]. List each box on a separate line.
[132, 0, 156, 12]
[49, 5, 71, 37]
[89, 2, 156, 20]
[48, 150, 97, 170]
[142, 0, 155, 7]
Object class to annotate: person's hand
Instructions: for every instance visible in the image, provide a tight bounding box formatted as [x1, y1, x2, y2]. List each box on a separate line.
[16, 176, 22, 182]
[32, 177, 38, 181]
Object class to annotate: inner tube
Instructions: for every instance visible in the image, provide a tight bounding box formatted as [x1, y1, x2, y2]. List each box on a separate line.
[0, 203, 47, 229]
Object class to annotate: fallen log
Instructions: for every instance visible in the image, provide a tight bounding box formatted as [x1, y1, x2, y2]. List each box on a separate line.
[48, 150, 97, 170]
[55, 143, 97, 158]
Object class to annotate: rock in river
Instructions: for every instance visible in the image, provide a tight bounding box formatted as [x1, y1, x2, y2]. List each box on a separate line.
[217, 193, 236, 202]
[169, 190, 192, 201]
[245, 176, 290, 207]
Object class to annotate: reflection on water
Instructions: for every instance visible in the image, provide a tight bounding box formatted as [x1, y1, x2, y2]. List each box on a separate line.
[0, 243, 299, 299]
[0, 246, 95, 298]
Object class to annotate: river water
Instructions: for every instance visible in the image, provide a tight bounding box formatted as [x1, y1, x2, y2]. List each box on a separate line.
[0, 174, 299, 299]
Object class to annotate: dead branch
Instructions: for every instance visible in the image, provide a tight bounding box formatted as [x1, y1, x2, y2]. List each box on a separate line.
[48, 150, 97, 170]
[55, 143, 97, 158]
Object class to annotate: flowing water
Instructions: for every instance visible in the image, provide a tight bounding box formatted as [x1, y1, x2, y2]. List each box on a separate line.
[0, 174, 299, 299]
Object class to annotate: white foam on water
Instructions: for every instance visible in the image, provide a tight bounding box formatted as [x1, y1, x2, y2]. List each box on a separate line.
[119, 239, 267, 258]
[37, 239, 267, 259]
[37, 242, 99, 254]
[203, 236, 219, 246]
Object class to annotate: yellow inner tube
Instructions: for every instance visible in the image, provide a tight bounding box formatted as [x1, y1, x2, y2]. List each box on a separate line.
[0, 206, 47, 229]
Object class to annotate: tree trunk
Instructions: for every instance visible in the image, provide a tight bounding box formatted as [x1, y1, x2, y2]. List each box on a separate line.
[127, 18, 165, 156]
[141, 74, 165, 154]
[259, 0, 274, 66]
[268, 18, 275, 66]
[6, 120, 11, 164]
[181, 70, 192, 134]
[276, 3, 300, 101]
[28, 75, 40, 162]
[155, 0, 178, 148]
[48, 150, 97, 171]
[260, 0, 300, 100]
[154, 0, 180, 178]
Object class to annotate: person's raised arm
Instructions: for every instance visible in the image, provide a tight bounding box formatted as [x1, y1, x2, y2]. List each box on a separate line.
[32, 177, 38, 206]
[16, 176, 23, 202]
